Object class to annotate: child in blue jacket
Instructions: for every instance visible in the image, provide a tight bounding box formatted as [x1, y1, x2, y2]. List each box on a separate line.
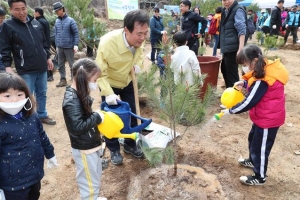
[0, 73, 57, 200]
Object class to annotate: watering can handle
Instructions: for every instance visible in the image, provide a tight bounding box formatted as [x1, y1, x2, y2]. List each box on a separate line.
[124, 112, 152, 133]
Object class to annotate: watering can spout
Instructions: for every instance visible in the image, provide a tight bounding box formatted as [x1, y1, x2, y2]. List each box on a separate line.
[214, 112, 224, 120]
[97, 111, 139, 140]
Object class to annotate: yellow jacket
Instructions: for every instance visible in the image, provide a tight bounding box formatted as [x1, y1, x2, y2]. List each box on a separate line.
[95, 29, 144, 96]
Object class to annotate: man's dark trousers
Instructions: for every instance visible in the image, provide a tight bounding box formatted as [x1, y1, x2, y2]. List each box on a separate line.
[221, 51, 239, 88]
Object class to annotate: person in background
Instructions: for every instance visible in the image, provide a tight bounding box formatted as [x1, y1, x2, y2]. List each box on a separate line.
[181, 1, 207, 55]
[0, 73, 58, 200]
[0, 7, 6, 72]
[258, 9, 269, 31]
[270, 0, 284, 36]
[223, 44, 289, 186]
[247, 10, 254, 40]
[53, 2, 79, 87]
[284, 5, 300, 45]
[212, 6, 222, 57]
[0, 0, 56, 125]
[171, 31, 203, 88]
[34, 7, 54, 82]
[95, 10, 149, 165]
[62, 58, 106, 200]
[150, 7, 166, 65]
[205, 14, 213, 47]
[219, 0, 247, 88]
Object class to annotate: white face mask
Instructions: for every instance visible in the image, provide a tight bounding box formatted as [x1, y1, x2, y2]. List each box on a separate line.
[0, 98, 31, 116]
[242, 66, 250, 73]
[88, 82, 98, 91]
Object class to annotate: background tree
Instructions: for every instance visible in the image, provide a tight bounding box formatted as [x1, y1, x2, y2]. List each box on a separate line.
[62, 0, 107, 51]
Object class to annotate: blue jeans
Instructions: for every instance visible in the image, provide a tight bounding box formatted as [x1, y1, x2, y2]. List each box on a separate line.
[213, 34, 219, 56]
[19, 71, 48, 118]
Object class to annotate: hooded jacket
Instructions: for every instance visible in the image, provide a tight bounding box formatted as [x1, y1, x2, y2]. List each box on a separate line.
[231, 59, 289, 128]
[0, 15, 50, 75]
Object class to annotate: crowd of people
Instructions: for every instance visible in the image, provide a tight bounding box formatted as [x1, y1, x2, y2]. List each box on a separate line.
[0, 0, 292, 199]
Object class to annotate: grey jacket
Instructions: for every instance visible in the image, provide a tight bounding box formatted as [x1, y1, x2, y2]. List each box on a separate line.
[54, 14, 79, 48]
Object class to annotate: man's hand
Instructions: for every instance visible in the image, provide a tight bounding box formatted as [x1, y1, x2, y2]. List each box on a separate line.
[133, 65, 141, 74]
[74, 45, 78, 53]
[105, 94, 119, 105]
[47, 59, 54, 71]
[5, 67, 14, 74]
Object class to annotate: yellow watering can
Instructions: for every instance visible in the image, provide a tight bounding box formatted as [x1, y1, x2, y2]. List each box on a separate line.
[214, 86, 245, 120]
[97, 111, 138, 140]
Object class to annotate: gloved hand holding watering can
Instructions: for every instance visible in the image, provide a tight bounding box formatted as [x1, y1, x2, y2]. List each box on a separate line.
[214, 83, 245, 120]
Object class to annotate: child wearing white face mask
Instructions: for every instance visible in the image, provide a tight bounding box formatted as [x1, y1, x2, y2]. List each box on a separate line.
[62, 58, 107, 200]
[222, 44, 289, 186]
[0, 73, 58, 200]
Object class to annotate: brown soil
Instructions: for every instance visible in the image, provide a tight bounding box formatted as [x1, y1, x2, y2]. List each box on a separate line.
[39, 37, 300, 200]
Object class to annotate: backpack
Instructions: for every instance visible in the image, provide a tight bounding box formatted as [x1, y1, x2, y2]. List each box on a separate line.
[247, 18, 255, 34]
[208, 18, 218, 35]
[253, 13, 258, 22]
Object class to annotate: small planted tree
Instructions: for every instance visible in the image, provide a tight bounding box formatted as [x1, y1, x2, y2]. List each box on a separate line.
[263, 34, 284, 56]
[138, 30, 213, 175]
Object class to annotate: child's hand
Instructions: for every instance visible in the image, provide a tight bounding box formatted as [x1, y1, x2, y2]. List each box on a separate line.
[96, 110, 105, 123]
[47, 156, 59, 168]
[234, 81, 244, 90]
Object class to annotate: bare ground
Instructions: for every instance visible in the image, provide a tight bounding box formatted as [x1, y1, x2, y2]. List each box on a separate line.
[39, 37, 300, 200]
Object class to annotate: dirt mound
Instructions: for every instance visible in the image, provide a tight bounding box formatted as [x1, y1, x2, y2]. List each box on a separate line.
[127, 164, 227, 200]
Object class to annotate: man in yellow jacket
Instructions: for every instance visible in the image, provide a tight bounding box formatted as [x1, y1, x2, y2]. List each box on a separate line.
[96, 10, 149, 165]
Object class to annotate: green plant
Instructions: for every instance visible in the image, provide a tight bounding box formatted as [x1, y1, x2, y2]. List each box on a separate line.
[138, 31, 213, 175]
[256, 31, 264, 45]
[263, 34, 284, 56]
[62, 0, 107, 49]
[192, 0, 222, 17]
[246, 3, 260, 13]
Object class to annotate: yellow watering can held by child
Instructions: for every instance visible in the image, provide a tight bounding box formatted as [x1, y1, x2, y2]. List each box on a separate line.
[214, 86, 245, 120]
[97, 111, 138, 140]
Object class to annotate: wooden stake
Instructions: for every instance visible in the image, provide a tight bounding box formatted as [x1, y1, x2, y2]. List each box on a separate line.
[131, 68, 141, 125]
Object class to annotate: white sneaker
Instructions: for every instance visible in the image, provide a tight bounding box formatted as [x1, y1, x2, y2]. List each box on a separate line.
[97, 197, 107, 200]
[297, 40, 300, 44]
[220, 104, 227, 109]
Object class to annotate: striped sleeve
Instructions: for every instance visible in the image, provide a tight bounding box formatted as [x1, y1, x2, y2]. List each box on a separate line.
[229, 80, 268, 114]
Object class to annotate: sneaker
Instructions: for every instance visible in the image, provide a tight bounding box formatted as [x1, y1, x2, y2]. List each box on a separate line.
[40, 117, 56, 125]
[47, 76, 54, 82]
[56, 78, 67, 87]
[239, 174, 266, 186]
[110, 150, 123, 165]
[123, 143, 144, 158]
[220, 104, 227, 109]
[97, 197, 107, 200]
[238, 157, 254, 168]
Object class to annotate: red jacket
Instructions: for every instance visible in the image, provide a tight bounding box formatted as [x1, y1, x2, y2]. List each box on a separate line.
[243, 59, 289, 128]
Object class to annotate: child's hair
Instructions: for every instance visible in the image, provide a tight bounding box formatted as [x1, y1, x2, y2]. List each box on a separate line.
[72, 58, 101, 115]
[0, 73, 35, 118]
[236, 44, 266, 79]
[173, 31, 187, 46]
[215, 6, 222, 14]
[0, 7, 6, 16]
